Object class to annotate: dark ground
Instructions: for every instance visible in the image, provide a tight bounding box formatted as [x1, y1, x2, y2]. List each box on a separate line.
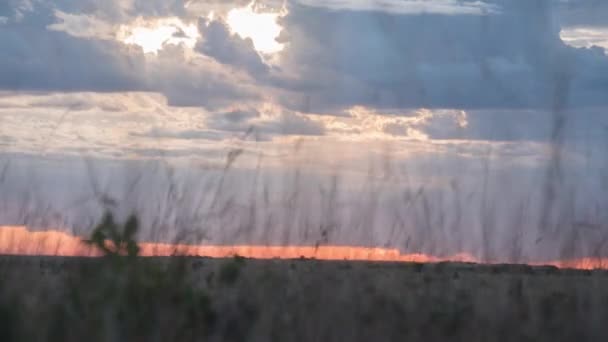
[1, 255, 608, 342]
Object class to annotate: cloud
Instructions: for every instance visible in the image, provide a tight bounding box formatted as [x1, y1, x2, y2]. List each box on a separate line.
[47, 10, 117, 40]
[561, 26, 608, 51]
[0, 0, 607, 149]
[196, 18, 269, 76]
[3, 0, 607, 114]
[0, 2, 261, 109]
[0, 91, 165, 112]
[207, 106, 326, 138]
[265, 109, 325, 136]
[206, 108, 260, 132]
[321, 106, 468, 140]
[0, 91, 217, 158]
[271, 0, 608, 112]
[559, 0, 608, 28]
[26, 93, 131, 112]
[320, 105, 608, 144]
[0, 2, 11, 18]
[295, 0, 501, 15]
[131, 127, 226, 141]
[0, 135, 15, 146]
[0, 91, 323, 162]
[406, 109, 469, 140]
[0, 25, 147, 92]
[49, 0, 192, 23]
[147, 46, 262, 109]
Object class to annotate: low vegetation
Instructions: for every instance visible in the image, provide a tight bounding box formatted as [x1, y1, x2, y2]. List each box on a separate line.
[1, 214, 608, 341]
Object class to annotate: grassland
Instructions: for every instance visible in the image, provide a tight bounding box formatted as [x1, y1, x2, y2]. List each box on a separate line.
[1, 254, 608, 342]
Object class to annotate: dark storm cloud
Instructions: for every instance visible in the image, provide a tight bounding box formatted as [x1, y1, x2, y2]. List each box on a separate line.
[272, 0, 608, 112]
[0, 29, 146, 92]
[196, 18, 269, 76]
[150, 50, 261, 109]
[0, 1, 146, 92]
[437, 108, 608, 142]
[0, 2, 12, 18]
[559, 0, 608, 27]
[0, 0, 607, 114]
[295, 0, 500, 15]
[0, 1, 260, 109]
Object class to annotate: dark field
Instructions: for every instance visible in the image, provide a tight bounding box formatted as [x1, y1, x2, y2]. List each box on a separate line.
[1, 255, 608, 342]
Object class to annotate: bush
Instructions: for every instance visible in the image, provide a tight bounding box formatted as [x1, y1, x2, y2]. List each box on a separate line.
[48, 212, 217, 341]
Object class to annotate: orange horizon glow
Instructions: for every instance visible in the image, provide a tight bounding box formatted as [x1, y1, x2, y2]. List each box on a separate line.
[1, 225, 607, 270]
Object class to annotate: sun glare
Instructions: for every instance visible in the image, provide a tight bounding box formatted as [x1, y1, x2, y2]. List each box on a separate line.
[120, 18, 199, 54]
[226, 2, 285, 55]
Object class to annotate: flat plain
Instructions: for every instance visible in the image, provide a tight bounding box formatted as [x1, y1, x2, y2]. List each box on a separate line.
[1, 255, 608, 342]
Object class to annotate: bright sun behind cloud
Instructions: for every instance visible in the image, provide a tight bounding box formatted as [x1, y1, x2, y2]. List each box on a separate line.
[120, 17, 199, 54]
[226, 2, 285, 55]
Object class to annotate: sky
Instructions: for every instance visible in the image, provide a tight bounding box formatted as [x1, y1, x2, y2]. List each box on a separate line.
[1, 0, 608, 262]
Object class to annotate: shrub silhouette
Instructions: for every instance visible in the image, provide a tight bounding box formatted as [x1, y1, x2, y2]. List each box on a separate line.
[47, 212, 219, 341]
[84, 212, 140, 258]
